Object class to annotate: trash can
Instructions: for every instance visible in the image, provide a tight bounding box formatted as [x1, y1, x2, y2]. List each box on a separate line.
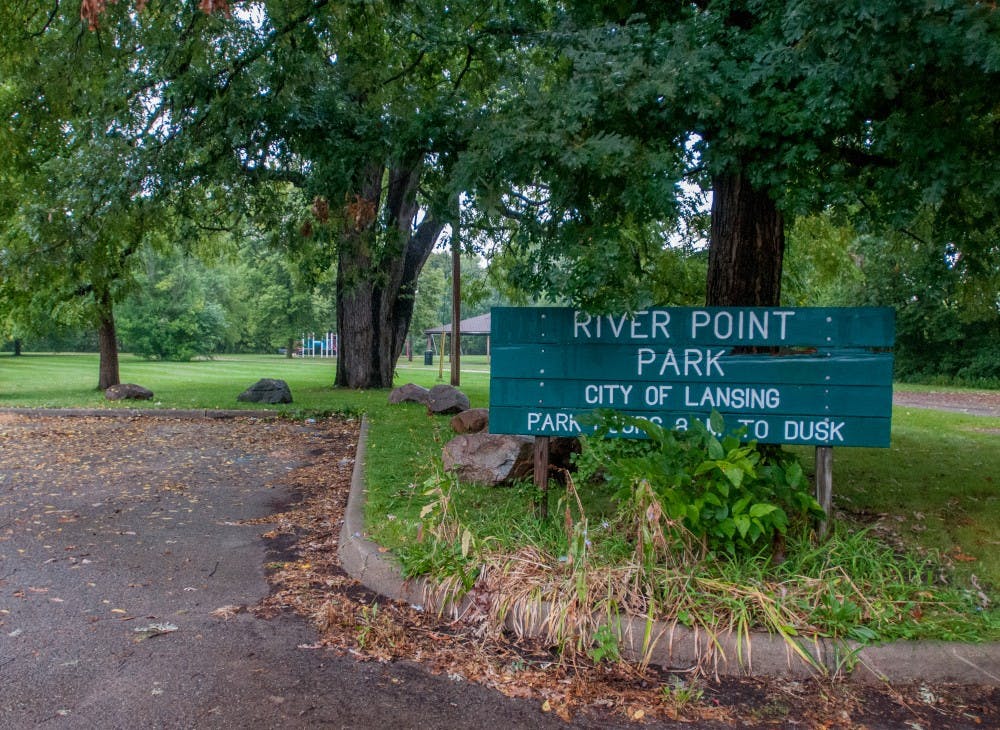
[424, 350, 434, 366]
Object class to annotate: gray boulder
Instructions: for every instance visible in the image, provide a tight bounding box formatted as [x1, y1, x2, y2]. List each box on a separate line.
[442, 433, 534, 486]
[426, 384, 470, 415]
[237, 378, 293, 404]
[388, 383, 431, 405]
[450, 408, 489, 434]
[104, 383, 154, 401]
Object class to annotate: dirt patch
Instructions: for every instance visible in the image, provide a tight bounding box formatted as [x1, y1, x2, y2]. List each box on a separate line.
[894, 389, 1000, 418]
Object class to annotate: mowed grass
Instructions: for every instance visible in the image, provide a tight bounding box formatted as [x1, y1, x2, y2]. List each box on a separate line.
[0, 352, 489, 412]
[3, 352, 999, 598]
[795, 404, 1000, 591]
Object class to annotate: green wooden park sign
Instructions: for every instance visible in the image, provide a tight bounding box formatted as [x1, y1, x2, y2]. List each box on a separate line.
[489, 306, 895, 447]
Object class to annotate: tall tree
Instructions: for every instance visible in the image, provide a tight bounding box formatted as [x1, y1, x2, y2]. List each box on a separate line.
[267, 1, 540, 387]
[93, 0, 541, 388]
[0, 5, 172, 388]
[463, 1, 1000, 311]
[65, 0, 1000, 326]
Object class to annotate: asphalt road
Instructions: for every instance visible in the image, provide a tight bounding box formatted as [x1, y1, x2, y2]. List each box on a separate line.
[0, 415, 590, 730]
[3, 412, 995, 730]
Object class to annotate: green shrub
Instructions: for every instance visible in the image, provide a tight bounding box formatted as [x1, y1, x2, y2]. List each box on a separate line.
[117, 250, 228, 361]
[574, 411, 824, 559]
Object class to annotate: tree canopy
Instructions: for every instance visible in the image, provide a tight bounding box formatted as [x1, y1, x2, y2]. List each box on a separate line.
[459, 0, 999, 310]
[2, 0, 998, 388]
[0, 4, 179, 386]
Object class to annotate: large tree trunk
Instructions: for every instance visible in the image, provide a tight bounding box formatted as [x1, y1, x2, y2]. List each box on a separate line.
[706, 170, 785, 307]
[334, 163, 446, 389]
[13, 339, 22, 356]
[707, 170, 788, 548]
[96, 289, 120, 390]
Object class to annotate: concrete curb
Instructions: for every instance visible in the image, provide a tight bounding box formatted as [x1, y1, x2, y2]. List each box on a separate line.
[339, 416, 1000, 685]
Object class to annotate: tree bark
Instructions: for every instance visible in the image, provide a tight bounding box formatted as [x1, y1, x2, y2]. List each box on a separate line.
[708, 170, 785, 470]
[13, 339, 22, 356]
[96, 289, 120, 390]
[706, 170, 785, 307]
[286, 336, 295, 359]
[334, 163, 446, 389]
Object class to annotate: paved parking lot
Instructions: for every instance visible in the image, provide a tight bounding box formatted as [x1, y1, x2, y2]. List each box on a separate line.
[0, 414, 571, 729]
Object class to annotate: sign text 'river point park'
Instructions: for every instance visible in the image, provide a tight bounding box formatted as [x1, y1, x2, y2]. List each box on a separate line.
[488, 307, 895, 447]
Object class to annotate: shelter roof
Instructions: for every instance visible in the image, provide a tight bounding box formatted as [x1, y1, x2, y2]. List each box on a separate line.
[423, 313, 491, 336]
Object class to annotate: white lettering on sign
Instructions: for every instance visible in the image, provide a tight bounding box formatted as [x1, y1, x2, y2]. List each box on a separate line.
[574, 310, 671, 340]
[643, 384, 674, 405]
[784, 419, 845, 443]
[672, 416, 723, 435]
[606, 415, 664, 436]
[527, 411, 584, 434]
[689, 309, 795, 341]
[684, 386, 780, 410]
[636, 348, 726, 377]
[584, 384, 633, 406]
[575, 309, 796, 343]
[737, 418, 770, 439]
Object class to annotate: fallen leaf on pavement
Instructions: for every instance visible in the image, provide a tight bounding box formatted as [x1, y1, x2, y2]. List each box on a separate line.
[210, 605, 244, 620]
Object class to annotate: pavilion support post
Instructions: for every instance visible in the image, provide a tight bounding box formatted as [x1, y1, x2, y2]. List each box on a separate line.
[438, 332, 445, 380]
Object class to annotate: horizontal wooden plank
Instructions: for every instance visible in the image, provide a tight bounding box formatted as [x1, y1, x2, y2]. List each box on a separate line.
[491, 346, 894, 385]
[491, 306, 895, 348]
[488, 406, 892, 448]
[489, 378, 892, 417]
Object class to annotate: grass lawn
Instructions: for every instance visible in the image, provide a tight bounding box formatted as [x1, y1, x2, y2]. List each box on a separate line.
[3, 351, 998, 641]
[0, 351, 488, 412]
[797, 405, 1000, 590]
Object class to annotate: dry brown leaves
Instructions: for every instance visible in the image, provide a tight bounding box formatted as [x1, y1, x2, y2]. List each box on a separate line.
[247, 417, 735, 724]
[247, 416, 1000, 728]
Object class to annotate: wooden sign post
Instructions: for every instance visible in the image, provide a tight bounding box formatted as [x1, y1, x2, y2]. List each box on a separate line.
[533, 436, 550, 519]
[815, 446, 834, 539]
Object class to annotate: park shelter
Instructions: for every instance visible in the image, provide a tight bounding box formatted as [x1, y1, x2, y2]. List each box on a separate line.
[423, 312, 492, 358]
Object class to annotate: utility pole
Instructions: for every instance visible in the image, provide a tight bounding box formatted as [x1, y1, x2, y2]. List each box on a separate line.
[450, 209, 461, 386]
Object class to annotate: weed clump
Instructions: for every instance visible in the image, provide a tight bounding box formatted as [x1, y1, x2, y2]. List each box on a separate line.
[401, 412, 1000, 673]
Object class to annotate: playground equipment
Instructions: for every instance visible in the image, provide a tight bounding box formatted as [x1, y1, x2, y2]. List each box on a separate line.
[300, 332, 337, 358]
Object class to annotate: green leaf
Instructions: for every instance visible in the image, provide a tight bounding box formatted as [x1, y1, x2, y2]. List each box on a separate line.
[749, 503, 779, 519]
[733, 496, 751, 515]
[722, 465, 744, 487]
